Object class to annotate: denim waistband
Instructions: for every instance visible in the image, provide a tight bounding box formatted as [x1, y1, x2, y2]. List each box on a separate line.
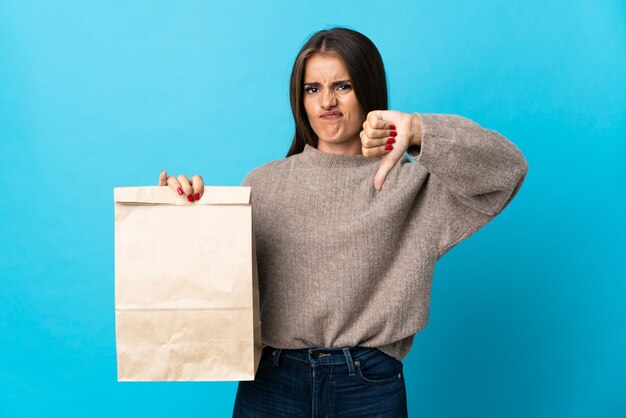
[263, 345, 383, 374]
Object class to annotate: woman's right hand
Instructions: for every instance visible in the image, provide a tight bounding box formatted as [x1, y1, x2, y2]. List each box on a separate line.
[158, 170, 204, 202]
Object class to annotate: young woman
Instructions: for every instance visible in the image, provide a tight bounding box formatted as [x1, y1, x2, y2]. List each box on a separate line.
[159, 27, 528, 417]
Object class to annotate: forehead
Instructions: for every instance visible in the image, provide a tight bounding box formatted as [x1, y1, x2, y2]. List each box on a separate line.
[303, 53, 350, 81]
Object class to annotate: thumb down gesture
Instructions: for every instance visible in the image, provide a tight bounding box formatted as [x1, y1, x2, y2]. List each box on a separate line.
[359, 110, 423, 191]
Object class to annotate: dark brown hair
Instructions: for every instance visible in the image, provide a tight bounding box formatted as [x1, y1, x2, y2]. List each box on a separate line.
[286, 27, 388, 157]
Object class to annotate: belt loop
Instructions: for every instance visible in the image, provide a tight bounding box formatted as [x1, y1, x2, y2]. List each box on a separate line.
[343, 347, 355, 376]
[272, 348, 282, 366]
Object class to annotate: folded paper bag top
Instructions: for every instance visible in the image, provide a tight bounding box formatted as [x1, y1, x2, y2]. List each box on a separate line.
[114, 186, 262, 382]
[113, 185, 251, 205]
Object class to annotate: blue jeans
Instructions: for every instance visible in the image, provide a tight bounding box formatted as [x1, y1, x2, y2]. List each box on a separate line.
[232, 345, 408, 417]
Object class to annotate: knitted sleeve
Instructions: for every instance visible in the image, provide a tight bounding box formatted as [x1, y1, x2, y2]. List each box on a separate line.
[407, 113, 529, 259]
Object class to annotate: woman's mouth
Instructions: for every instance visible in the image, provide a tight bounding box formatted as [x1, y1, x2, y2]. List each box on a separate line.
[321, 111, 343, 120]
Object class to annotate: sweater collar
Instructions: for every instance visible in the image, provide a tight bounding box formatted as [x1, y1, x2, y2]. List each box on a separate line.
[300, 143, 379, 168]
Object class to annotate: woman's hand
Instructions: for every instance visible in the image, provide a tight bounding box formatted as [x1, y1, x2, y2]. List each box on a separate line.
[158, 170, 204, 202]
[360, 110, 423, 191]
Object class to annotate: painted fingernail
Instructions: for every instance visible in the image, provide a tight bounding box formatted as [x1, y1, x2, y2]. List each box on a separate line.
[177, 188, 183, 195]
[390, 131, 397, 137]
[187, 194, 194, 202]
[390, 125, 396, 130]
[387, 137, 395, 144]
[385, 144, 393, 151]
[194, 193, 200, 200]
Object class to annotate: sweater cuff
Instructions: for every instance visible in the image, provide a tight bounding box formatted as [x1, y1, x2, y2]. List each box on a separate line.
[406, 113, 441, 162]
[406, 113, 424, 158]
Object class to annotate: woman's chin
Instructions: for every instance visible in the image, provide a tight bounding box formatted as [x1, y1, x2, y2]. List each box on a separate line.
[323, 127, 342, 137]
[320, 130, 351, 142]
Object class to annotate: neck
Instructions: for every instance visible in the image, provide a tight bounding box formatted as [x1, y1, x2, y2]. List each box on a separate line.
[316, 138, 362, 156]
[300, 143, 378, 168]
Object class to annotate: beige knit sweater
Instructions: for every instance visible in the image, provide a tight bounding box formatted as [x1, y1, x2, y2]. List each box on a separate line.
[241, 113, 528, 361]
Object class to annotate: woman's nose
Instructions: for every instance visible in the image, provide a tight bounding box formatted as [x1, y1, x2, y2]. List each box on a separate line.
[321, 90, 337, 108]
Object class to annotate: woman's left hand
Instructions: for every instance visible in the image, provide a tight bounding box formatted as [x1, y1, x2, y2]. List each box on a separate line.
[360, 110, 423, 191]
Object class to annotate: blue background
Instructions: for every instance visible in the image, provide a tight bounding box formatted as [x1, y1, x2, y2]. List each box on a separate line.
[1, 1, 624, 417]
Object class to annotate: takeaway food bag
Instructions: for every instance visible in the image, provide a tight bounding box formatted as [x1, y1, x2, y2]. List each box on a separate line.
[114, 186, 262, 381]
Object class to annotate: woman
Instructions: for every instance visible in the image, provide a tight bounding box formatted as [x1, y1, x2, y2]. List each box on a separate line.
[159, 27, 528, 417]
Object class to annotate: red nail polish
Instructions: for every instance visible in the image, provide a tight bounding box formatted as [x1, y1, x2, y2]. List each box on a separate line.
[194, 193, 200, 200]
[387, 137, 395, 144]
[177, 188, 183, 195]
[390, 131, 397, 137]
[385, 144, 393, 151]
[187, 194, 194, 202]
[390, 125, 396, 130]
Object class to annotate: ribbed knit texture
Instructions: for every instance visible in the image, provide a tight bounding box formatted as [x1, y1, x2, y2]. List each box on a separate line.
[241, 113, 528, 361]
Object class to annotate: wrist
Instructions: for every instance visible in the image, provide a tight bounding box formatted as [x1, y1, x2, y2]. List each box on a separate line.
[410, 113, 424, 147]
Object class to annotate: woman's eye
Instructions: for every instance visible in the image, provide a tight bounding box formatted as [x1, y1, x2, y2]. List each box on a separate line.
[304, 84, 350, 93]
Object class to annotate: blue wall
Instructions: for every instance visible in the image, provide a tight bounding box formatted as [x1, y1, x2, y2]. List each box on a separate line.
[1, 1, 624, 417]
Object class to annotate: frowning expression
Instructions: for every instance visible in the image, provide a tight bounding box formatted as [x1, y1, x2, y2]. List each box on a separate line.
[303, 53, 366, 152]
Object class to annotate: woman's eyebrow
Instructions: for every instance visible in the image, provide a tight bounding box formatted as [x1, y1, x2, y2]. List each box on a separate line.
[303, 79, 352, 86]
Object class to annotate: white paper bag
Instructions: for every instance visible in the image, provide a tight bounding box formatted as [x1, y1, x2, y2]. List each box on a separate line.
[114, 186, 262, 381]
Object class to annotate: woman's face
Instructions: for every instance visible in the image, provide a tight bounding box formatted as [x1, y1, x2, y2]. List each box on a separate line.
[303, 53, 366, 154]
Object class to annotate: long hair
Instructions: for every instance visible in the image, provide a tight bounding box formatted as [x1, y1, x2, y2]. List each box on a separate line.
[286, 27, 388, 158]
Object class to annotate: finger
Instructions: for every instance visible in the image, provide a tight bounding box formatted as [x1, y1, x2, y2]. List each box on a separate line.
[361, 135, 393, 158]
[362, 124, 386, 138]
[190, 174, 204, 200]
[366, 110, 388, 130]
[178, 174, 195, 202]
[159, 170, 167, 186]
[381, 133, 397, 148]
[379, 143, 394, 156]
[166, 175, 185, 197]
[365, 127, 397, 144]
[359, 130, 379, 152]
[367, 126, 397, 149]
[364, 115, 397, 139]
[374, 159, 396, 191]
